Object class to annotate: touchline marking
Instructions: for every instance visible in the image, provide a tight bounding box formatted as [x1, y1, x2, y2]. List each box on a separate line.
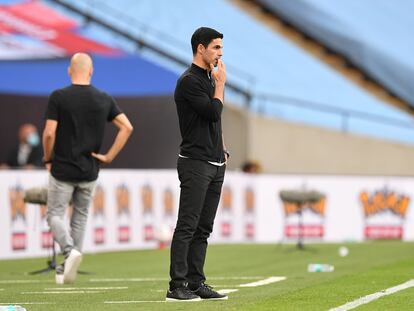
[0, 302, 55, 305]
[44, 287, 128, 291]
[210, 276, 264, 280]
[22, 291, 104, 294]
[104, 300, 167, 304]
[90, 276, 265, 282]
[0, 280, 41, 284]
[328, 279, 414, 311]
[239, 276, 286, 287]
[90, 277, 166, 282]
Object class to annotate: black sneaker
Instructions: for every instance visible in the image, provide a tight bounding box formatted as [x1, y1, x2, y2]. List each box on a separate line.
[166, 287, 201, 301]
[191, 283, 228, 300]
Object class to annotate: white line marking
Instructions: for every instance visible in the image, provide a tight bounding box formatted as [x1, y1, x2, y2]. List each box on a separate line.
[90, 277, 166, 282]
[239, 276, 286, 287]
[44, 287, 128, 291]
[210, 276, 265, 280]
[22, 291, 104, 294]
[328, 279, 414, 311]
[0, 280, 41, 284]
[104, 300, 167, 304]
[90, 276, 265, 282]
[0, 302, 56, 305]
[218, 289, 239, 294]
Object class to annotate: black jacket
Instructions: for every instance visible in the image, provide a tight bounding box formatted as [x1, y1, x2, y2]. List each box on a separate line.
[174, 63, 225, 163]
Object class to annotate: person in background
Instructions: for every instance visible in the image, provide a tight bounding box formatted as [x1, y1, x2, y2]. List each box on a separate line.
[43, 52, 133, 285]
[5, 123, 43, 169]
[242, 160, 261, 174]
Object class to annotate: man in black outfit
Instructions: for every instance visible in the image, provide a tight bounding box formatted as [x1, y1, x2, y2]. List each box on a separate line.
[167, 27, 229, 301]
[43, 53, 133, 284]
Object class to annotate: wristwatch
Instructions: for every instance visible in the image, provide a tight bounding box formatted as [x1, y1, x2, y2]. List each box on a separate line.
[224, 150, 230, 158]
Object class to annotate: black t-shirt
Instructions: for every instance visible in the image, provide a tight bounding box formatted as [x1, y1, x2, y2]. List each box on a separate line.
[174, 63, 225, 163]
[45, 84, 121, 182]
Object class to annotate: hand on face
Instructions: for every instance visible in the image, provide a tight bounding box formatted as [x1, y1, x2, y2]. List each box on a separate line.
[210, 59, 226, 85]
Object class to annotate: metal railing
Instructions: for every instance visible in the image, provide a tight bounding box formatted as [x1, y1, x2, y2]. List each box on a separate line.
[48, 0, 414, 142]
[48, 0, 254, 106]
[256, 93, 414, 134]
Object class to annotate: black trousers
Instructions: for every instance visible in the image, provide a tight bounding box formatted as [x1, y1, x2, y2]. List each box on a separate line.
[169, 157, 226, 290]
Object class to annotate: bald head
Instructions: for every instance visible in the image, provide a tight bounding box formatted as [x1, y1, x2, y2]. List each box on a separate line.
[68, 53, 93, 84]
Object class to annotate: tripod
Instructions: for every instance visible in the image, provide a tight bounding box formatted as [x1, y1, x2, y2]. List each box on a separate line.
[29, 232, 57, 275]
[280, 189, 325, 252]
[24, 187, 93, 276]
[29, 233, 93, 275]
[296, 205, 305, 250]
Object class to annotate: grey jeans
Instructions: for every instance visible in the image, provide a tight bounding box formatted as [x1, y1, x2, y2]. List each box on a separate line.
[47, 175, 96, 257]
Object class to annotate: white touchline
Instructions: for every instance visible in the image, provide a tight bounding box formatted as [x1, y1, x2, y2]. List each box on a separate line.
[0, 302, 55, 305]
[210, 276, 265, 280]
[239, 276, 287, 287]
[328, 279, 414, 311]
[0, 280, 41, 284]
[44, 287, 128, 291]
[105, 301, 167, 304]
[90, 277, 167, 282]
[22, 291, 104, 294]
[90, 276, 264, 282]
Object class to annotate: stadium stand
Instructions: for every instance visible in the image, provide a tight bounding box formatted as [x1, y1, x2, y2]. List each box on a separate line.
[2, 0, 414, 174]
[43, 0, 414, 145]
[257, 0, 414, 109]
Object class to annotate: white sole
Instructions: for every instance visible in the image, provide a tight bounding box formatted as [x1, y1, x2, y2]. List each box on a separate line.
[202, 296, 228, 300]
[55, 274, 64, 285]
[165, 297, 202, 302]
[63, 249, 82, 284]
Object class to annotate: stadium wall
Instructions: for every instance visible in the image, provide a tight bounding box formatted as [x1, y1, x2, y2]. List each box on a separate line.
[1, 169, 413, 259]
[0, 94, 181, 169]
[247, 113, 414, 176]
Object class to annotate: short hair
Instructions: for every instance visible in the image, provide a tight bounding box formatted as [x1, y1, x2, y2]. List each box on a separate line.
[191, 27, 223, 55]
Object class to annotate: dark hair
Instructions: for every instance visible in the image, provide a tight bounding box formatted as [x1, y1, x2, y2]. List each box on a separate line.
[191, 27, 223, 55]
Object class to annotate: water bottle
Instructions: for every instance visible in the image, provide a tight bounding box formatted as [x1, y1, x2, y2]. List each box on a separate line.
[307, 263, 334, 272]
[0, 306, 27, 311]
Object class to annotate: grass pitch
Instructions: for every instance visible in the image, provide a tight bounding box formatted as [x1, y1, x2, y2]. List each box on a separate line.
[0, 241, 413, 310]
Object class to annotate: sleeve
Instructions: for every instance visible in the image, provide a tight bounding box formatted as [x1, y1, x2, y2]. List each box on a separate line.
[45, 91, 59, 121]
[179, 75, 223, 122]
[107, 96, 122, 121]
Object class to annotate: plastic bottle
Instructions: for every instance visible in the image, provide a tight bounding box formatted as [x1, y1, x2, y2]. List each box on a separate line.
[307, 263, 334, 272]
[0, 306, 27, 311]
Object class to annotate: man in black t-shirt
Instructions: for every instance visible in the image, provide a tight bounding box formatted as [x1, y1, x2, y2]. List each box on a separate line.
[42, 53, 133, 284]
[167, 27, 228, 302]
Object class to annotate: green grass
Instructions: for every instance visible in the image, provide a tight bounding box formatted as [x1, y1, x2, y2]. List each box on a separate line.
[0, 242, 413, 310]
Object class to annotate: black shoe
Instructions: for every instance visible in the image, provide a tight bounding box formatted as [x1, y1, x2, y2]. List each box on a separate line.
[166, 287, 202, 301]
[191, 283, 228, 300]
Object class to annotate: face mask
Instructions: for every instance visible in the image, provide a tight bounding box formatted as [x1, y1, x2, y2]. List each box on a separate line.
[27, 133, 40, 147]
